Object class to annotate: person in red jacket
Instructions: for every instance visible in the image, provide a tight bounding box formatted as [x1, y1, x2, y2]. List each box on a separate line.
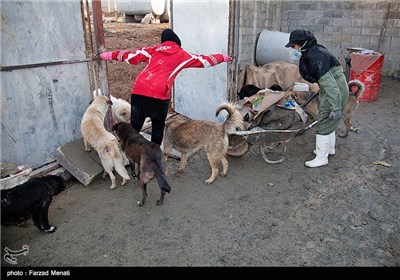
[100, 28, 233, 145]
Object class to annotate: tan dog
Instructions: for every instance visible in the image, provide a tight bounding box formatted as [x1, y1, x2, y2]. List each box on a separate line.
[163, 102, 245, 184]
[292, 80, 365, 137]
[80, 96, 130, 189]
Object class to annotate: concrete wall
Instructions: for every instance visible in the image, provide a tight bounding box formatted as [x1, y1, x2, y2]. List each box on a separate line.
[1, 1, 91, 169]
[236, 0, 400, 78]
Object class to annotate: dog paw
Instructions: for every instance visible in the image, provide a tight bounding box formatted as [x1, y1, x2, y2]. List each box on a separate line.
[220, 172, 227, 177]
[121, 179, 129, 186]
[44, 226, 57, 233]
[137, 200, 144, 207]
[177, 168, 185, 173]
[204, 179, 214, 184]
[132, 178, 139, 185]
[338, 131, 349, 138]
[109, 185, 117, 190]
[156, 199, 164, 205]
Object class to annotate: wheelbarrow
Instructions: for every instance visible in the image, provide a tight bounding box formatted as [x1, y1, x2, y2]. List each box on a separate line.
[227, 94, 328, 164]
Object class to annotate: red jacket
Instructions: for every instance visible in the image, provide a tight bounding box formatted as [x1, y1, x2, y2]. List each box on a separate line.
[109, 41, 225, 100]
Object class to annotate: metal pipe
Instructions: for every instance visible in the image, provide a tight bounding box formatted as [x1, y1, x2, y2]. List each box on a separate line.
[1, 59, 92, 72]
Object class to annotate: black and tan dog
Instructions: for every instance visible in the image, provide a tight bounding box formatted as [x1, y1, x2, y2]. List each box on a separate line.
[1, 175, 66, 233]
[162, 101, 245, 184]
[112, 122, 171, 206]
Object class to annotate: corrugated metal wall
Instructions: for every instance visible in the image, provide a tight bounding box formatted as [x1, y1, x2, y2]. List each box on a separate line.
[1, 0, 91, 169]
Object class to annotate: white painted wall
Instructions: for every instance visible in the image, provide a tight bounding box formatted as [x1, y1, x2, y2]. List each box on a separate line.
[172, 0, 230, 122]
[1, 1, 91, 169]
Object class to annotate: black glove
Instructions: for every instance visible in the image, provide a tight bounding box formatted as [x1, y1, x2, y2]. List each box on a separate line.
[328, 109, 343, 120]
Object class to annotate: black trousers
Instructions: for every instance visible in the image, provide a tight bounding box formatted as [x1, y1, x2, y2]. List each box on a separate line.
[130, 94, 170, 145]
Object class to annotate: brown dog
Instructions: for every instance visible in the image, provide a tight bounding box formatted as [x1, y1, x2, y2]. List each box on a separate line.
[112, 122, 171, 206]
[292, 80, 364, 137]
[80, 96, 130, 189]
[163, 102, 245, 184]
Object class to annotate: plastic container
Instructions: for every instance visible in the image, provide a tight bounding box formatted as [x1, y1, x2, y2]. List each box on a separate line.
[349, 53, 384, 102]
[255, 30, 297, 66]
[292, 82, 309, 92]
[0, 166, 32, 190]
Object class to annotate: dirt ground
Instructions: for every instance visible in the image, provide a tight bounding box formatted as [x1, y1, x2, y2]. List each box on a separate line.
[102, 22, 170, 102]
[1, 22, 400, 269]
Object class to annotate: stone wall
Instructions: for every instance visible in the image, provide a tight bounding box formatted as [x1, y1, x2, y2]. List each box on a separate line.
[237, 0, 399, 77]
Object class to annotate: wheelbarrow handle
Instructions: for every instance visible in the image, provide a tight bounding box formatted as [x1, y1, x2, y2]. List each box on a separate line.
[300, 92, 319, 109]
[293, 114, 329, 137]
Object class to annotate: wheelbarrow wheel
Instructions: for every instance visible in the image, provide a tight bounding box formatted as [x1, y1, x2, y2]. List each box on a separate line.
[259, 142, 287, 164]
[227, 135, 250, 156]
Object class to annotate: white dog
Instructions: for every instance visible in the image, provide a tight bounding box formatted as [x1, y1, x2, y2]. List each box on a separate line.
[110, 95, 131, 123]
[81, 96, 130, 189]
[92, 89, 131, 123]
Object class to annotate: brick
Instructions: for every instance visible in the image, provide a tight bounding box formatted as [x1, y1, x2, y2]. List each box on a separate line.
[370, 19, 385, 29]
[288, 10, 306, 20]
[351, 35, 368, 44]
[369, 36, 381, 45]
[342, 27, 361, 36]
[324, 10, 344, 18]
[384, 27, 400, 37]
[333, 18, 352, 27]
[362, 10, 387, 20]
[388, 53, 400, 62]
[352, 19, 371, 27]
[324, 26, 342, 34]
[356, 2, 377, 10]
[388, 11, 400, 19]
[361, 28, 382, 36]
[343, 10, 362, 18]
[333, 34, 351, 42]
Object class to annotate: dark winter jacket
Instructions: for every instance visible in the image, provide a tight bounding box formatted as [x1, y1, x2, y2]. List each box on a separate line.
[292, 30, 341, 84]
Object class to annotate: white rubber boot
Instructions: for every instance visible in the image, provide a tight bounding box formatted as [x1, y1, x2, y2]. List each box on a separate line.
[313, 131, 336, 156]
[328, 131, 336, 155]
[306, 134, 329, 167]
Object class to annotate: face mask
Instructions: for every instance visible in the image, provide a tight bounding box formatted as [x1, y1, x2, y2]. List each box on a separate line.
[289, 41, 307, 60]
[289, 49, 302, 60]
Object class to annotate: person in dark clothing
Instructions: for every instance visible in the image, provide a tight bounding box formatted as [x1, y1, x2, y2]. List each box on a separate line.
[285, 30, 349, 167]
[100, 29, 232, 145]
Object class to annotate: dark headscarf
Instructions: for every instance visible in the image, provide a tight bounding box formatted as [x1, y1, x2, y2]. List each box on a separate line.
[161, 29, 181, 46]
[286, 29, 341, 83]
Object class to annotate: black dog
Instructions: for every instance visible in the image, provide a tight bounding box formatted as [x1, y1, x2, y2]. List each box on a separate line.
[112, 122, 171, 206]
[1, 175, 66, 233]
[238, 84, 283, 100]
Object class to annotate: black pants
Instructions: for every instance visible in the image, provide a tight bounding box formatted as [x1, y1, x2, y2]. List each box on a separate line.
[130, 94, 169, 145]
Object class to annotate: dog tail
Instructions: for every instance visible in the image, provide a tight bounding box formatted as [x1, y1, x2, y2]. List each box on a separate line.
[348, 80, 365, 99]
[216, 101, 245, 134]
[155, 165, 171, 193]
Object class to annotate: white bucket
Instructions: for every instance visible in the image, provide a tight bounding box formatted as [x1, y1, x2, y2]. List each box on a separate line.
[255, 30, 299, 66]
